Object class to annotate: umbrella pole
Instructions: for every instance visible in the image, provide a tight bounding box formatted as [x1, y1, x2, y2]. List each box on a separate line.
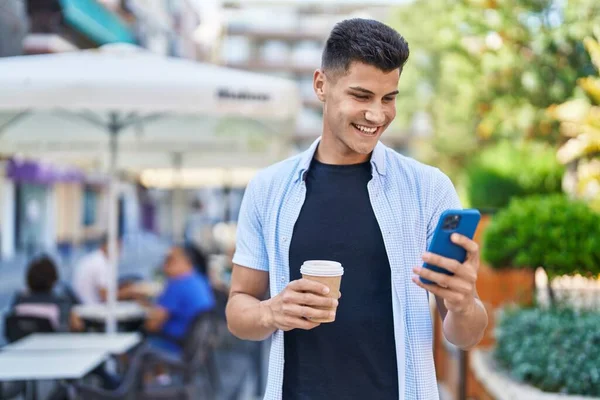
[171, 152, 184, 244]
[106, 119, 119, 334]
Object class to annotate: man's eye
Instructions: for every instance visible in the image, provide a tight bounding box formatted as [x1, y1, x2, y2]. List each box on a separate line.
[383, 97, 395, 102]
[353, 94, 368, 100]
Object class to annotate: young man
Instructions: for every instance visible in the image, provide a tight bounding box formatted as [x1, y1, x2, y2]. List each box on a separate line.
[226, 18, 488, 400]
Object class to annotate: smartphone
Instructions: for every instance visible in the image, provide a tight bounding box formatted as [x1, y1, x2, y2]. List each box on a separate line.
[420, 209, 481, 285]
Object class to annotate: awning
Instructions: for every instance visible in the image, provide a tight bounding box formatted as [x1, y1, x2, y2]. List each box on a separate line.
[59, 0, 136, 45]
[6, 157, 84, 184]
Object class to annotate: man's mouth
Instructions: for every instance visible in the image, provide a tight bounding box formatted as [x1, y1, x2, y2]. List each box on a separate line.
[352, 123, 380, 136]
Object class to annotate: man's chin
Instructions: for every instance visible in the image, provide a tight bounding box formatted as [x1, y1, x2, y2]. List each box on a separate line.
[352, 140, 378, 155]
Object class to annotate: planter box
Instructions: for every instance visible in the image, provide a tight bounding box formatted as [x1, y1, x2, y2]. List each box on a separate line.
[476, 265, 535, 347]
[470, 349, 599, 400]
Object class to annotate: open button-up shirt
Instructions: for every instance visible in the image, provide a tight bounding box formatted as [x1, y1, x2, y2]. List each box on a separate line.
[233, 138, 461, 400]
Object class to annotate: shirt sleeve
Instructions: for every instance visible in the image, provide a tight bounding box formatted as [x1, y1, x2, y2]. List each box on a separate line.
[157, 282, 180, 316]
[427, 171, 463, 249]
[232, 177, 270, 272]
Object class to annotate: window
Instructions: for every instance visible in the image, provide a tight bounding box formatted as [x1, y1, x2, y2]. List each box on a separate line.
[82, 187, 98, 227]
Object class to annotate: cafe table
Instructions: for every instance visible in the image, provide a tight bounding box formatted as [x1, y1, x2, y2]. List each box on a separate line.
[0, 349, 108, 399]
[3, 332, 142, 354]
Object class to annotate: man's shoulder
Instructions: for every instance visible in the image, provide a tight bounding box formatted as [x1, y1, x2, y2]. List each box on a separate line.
[249, 153, 303, 191]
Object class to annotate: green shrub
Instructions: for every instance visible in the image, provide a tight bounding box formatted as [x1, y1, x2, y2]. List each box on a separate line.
[465, 141, 564, 210]
[482, 194, 600, 278]
[494, 306, 600, 396]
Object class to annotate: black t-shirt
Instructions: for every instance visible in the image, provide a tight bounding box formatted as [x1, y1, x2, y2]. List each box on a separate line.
[283, 159, 398, 400]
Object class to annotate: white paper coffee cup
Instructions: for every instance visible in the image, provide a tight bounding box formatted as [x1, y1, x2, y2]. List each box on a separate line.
[300, 260, 343, 323]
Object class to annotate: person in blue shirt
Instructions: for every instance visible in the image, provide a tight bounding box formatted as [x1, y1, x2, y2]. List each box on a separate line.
[145, 245, 215, 355]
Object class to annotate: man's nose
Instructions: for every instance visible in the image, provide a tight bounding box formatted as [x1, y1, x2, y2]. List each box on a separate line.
[365, 107, 385, 125]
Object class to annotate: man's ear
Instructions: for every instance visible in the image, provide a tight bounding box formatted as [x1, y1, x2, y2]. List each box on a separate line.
[313, 69, 327, 102]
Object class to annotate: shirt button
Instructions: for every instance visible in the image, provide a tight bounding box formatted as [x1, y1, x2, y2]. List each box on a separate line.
[282, 236, 288, 242]
[280, 277, 285, 283]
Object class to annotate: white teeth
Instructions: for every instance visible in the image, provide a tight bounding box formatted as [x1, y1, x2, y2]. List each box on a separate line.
[354, 124, 377, 134]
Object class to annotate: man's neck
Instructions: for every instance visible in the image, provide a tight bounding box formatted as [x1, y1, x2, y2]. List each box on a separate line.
[315, 133, 371, 165]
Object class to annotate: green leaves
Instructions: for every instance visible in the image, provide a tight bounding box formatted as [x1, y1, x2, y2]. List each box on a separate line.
[389, 0, 600, 177]
[465, 140, 564, 210]
[495, 307, 600, 396]
[482, 194, 600, 278]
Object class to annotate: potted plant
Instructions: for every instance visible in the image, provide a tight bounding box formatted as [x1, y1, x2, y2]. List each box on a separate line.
[483, 194, 600, 305]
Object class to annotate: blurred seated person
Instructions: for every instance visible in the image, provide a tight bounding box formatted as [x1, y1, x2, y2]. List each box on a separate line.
[13, 257, 121, 392]
[72, 235, 135, 305]
[11, 256, 84, 331]
[145, 246, 216, 356]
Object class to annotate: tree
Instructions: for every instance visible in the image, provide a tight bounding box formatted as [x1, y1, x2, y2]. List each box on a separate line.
[389, 0, 600, 178]
[548, 35, 600, 211]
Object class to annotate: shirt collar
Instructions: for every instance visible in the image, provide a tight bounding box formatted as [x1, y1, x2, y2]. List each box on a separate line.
[295, 136, 387, 182]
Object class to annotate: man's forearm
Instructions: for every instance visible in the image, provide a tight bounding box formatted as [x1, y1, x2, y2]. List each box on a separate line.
[443, 298, 488, 350]
[226, 293, 276, 341]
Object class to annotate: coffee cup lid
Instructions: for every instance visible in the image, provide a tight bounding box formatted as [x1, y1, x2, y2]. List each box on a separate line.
[300, 260, 343, 277]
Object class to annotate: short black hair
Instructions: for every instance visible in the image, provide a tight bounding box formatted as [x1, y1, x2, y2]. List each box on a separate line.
[26, 256, 58, 293]
[322, 18, 409, 75]
[182, 244, 208, 276]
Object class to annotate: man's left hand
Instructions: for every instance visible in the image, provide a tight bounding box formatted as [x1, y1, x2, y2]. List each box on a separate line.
[412, 233, 479, 315]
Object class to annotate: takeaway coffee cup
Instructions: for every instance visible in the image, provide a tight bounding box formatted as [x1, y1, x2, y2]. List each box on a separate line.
[300, 260, 344, 323]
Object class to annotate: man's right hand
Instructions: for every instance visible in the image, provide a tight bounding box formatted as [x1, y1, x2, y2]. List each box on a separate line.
[261, 279, 338, 332]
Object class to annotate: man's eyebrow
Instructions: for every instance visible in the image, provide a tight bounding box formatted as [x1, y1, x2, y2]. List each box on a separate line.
[348, 86, 399, 97]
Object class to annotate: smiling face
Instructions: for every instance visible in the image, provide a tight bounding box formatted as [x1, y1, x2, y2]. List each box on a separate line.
[313, 61, 401, 164]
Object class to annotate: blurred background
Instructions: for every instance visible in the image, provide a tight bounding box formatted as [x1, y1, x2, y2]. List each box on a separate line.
[0, 0, 599, 399]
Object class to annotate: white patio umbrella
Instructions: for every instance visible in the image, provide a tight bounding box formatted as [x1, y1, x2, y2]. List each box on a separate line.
[0, 44, 300, 333]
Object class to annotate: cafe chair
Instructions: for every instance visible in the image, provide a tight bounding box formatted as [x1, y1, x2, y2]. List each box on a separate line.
[140, 311, 254, 400]
[137, 311, 220, 399]
[3, 313, 55, 343]
[73, 344, 147, 400]
[0, 379, 27, 400]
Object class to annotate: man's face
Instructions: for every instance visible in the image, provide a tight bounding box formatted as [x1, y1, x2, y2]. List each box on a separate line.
[314, 62, 400, 158]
